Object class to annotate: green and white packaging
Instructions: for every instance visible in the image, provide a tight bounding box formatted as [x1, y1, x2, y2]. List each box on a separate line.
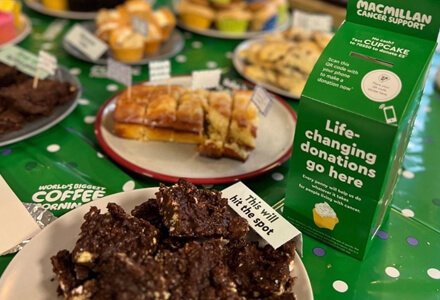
[283, 0, 440, 260]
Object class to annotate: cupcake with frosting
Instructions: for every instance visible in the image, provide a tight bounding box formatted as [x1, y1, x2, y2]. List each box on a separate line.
[0, 11, 15, 44]
[250, 3, 278, 31]
[215, 8, 251, 33]
[177, 0, 215, 29]
[109, 26, 145, 62]
[271, 0, 288, 25]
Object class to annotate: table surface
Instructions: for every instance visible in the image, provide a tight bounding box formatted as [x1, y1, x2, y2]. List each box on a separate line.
[1, 1, 440, 299]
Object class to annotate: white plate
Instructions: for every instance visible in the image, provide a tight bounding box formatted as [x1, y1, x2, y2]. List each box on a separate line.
[62, 22, 185, 65]
[0, 15, 32, 50]
[95, 76, 297, 184]
[233, 38, 301, 99]
[0, 188, 313, 300]
[0, 67, 81, 147]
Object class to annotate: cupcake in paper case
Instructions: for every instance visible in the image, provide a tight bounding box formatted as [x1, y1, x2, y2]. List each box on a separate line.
[313, 202, 339, 230]
[124, 0, 152, 20]
[152, 7, 176, 41]
[177, 0, 215, 29]
[0, 0, 22, 27]
[95, 7, 130, 27]
[215, 8, 251, 33]
[143, 22, 163, 55]
[109, 26, 145, 62]
[249, 3, 278, 31]
[270, 0, 288, 25]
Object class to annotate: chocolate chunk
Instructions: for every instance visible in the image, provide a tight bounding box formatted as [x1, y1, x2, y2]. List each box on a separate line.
[225, 239, 296, 298]
[72, 203, 158, 267]
[156, 178, 248, 239]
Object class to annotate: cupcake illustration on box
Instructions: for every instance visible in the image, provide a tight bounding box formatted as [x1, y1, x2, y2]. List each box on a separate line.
[313, 202, 339, 230]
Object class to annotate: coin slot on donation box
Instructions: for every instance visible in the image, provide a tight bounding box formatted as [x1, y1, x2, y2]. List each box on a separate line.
[350, 52, 394, 68]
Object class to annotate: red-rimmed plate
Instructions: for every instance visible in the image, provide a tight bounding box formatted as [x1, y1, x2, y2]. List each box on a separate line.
[95, 76, 297, 184]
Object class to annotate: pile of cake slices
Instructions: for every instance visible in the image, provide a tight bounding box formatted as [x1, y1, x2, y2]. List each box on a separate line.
[51, 179, 297, 300]
[113, 84, 259, 161]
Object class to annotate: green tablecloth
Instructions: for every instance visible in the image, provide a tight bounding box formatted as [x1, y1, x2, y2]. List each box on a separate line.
[1, 1, 440, 299]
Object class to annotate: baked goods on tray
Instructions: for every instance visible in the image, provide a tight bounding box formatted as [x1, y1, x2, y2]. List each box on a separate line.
[95, 0, 177, 62]
[51, 179, 298, 300]
[176, 0, 288, 34]
[237, 26, 334, 97]
[113, 84, 260, 161]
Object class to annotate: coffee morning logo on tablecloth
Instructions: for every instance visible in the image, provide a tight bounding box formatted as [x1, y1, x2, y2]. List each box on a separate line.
[31, 183, 106, 211]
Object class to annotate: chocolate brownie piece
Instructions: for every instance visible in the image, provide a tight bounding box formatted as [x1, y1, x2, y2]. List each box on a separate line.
[72, 203, 158, 267]
[0, 108, 25, 135]
[224, 239, 296, 298]
[0, 79, 77, 116]
[132, 198, 192, 252]
[0, 63, 29, 88]
[89, 253, 169, 300]
[156, 179, 248, 239]
[51, 250, 82, 297]
[156, 240, 245, 300]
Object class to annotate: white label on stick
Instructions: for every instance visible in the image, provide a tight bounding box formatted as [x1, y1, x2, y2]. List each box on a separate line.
[251, 85, 274, 116]
[222, 181, 303, 254]
[37, 50, 57, 76]
[0, 45, 50, 79]
[132, 16, 149, 36]
[64, 24, 109, 61]
[107, 58, 132, 87]
[149, 60, 171, 82]
[192, 69, 221, 90]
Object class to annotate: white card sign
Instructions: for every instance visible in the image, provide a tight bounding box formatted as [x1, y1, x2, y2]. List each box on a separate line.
[222, 182, 302, 254]
[132, 16, 149, 37]
[292, 9, 333, 33]
[149, 60, 171, 82]
[0, 45, 49, 79]
[107, 58, 132, 87]
[251, 85, 274, 116]
[37, 50, 57, 76]
[192, 69, 222, 90]
[64, 23, 109, 61]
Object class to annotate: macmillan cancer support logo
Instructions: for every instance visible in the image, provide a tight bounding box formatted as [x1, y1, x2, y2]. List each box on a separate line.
[32, 183, 106, 211]
[356, 0, 432, 30]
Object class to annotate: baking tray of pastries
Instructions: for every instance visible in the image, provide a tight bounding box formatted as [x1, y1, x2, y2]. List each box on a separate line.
[233, 26, 334, 99]
[172, 0, 291, 40]
[95, 76, 297, 184]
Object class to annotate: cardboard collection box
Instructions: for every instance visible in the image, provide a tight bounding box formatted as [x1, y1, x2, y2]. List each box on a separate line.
[283, 0, 440, 260]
